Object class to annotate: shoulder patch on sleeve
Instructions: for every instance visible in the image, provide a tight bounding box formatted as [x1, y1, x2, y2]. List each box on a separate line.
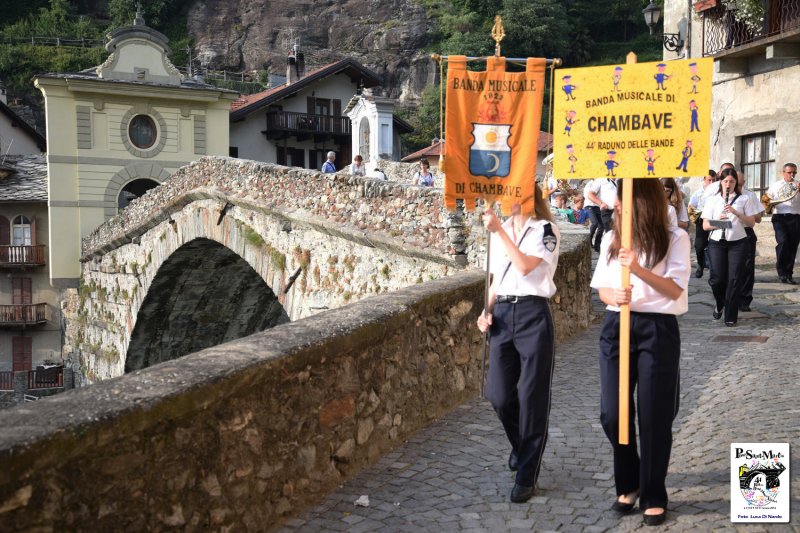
[542, 222, 557, 252]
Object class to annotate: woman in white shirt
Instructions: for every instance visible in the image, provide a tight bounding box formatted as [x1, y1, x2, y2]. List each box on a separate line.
[701, 168, 758, 326]
[661, 177, 689, 230]
[476, 187, 559, 504]
[591, 178, 690, 526]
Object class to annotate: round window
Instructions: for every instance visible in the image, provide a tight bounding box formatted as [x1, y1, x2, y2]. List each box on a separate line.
[129, 115, 157, 149]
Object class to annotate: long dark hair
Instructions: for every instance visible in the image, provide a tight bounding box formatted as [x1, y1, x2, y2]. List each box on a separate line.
[533, 183, 554, 222]
[660, 177, 684, 212]
[607, 179, 670, 269]
[717, 167, 741, 196]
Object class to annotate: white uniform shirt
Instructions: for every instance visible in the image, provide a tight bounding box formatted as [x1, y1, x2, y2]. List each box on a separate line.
[590, 227, 691, 315]
[766, 179, 800, 215]
[675, 202, 689, 224]
[702, 180, 721, 199]
[701, 192, 760, 241]
[490, 217, 560, 298]
[586, 178, 618, 208]
[667, 205, 678, 227]
[689, 188, 707, 210]
[743, 187, 764, 217]
[583, 179, 599, 207]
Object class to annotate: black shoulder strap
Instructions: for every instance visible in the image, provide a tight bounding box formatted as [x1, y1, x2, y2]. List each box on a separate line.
[497, 226, 532, 286]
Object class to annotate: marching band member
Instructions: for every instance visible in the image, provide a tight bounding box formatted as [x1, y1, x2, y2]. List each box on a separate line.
[737, 170, 764, 311]
[661, 177, 689, 230]
[766, 163, 800, 284]
[476, 186, 560, 503]
[591, 178, 690, 526]
[688, 170, 716, 278]
[702, 168, 759, 326]
[586, 178, 619, 252]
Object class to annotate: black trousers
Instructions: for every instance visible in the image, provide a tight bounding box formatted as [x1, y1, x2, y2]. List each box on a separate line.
[694, 217, 710, 270]
[741, 227, 757, 307]
[772, 213, 800, 278]
[486, 297, 555, 488]
[599, 311, 680, 511]
[708, 238, 748, 323]
[587, 206, 603, 251]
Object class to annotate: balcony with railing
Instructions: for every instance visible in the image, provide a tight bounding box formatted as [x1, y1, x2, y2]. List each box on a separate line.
[0, 245, 46, 267]
[0, 368, 64, 392]
[702, 0, 800, 57]
[263, 110, 351, 141]
[0, 304, 48, 326]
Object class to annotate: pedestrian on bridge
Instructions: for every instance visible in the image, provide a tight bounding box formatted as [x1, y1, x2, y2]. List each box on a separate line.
[590, 178, 690, 526]
[476, 188, 560, 504]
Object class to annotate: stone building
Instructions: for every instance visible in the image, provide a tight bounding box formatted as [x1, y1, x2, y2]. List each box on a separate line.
[664, 0, 800, 192]
[229, 49, 412, 170]
[0, 156, 62, 378]
[33, 11, 237, 288]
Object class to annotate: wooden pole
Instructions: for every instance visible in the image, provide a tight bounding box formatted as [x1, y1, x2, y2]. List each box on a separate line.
[618, 51, 637, 445]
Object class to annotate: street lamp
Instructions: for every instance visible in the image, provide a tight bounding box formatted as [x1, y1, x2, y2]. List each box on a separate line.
[643, 1, 685, 53]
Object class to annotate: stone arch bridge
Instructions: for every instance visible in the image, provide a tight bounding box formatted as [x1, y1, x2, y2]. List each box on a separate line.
[66, 157, 473, 384]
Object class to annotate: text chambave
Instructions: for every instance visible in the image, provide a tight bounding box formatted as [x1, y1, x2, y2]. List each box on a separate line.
[587, 113, 673, 132]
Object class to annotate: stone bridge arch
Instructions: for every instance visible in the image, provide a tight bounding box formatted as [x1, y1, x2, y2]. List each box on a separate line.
[124, 237, 288, 372]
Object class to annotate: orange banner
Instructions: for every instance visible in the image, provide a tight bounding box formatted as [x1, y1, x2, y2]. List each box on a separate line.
[444, 56, 546, 216]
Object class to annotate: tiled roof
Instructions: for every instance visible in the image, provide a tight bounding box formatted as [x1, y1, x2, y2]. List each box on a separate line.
[229, 58, 382, 120]
[0, 155, 48, 202]
[402, 132, 554, 162]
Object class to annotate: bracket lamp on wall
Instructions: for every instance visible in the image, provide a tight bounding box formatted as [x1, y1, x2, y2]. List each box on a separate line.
[643, 1, 685, 53]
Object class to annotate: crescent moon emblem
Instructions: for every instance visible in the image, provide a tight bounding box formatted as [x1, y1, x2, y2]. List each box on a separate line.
[487, 154, 501, 173]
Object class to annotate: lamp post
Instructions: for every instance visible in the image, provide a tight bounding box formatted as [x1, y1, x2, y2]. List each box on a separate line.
[643, 1, 685, 53]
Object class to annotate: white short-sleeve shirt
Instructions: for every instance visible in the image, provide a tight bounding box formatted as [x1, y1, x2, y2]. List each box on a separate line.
[766, 179, 800, 215]
[701, 192, 760, 241]
[590, 227, 691, 315]
[490, 217, 560, 298]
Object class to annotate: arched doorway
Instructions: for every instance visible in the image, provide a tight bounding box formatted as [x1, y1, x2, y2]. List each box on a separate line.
[125, 238, 289, 372]
[118, 178, 160, 210]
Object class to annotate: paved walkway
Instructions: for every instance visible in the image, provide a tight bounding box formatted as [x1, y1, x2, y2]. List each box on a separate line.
[281, 262, 800, 532]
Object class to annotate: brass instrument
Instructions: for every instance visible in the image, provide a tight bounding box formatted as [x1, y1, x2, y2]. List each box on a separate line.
[687, 204, 701, 224]
[762, 181, 798, 215]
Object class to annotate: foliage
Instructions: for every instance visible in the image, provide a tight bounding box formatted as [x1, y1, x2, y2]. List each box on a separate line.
[0, 43, 105, 95]
[398, 84, 443, 153]
[1, 0, 102, 40]
[727, 0, 766, 34]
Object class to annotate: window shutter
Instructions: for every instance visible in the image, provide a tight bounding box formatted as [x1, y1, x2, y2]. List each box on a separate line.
[307, 97, 315, 114]
[12, 337, 32, 372]
[0, 216, 9, 246]
[30, 216, 36, 246]
[333, 99, 341, 117]
[12, 278, 32, 304]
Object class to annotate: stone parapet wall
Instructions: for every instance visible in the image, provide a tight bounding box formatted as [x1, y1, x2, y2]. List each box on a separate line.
[0, 272, 487, 531]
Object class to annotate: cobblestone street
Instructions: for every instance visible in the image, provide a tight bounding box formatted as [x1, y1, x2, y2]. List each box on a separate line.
[281, 263, 800, 532]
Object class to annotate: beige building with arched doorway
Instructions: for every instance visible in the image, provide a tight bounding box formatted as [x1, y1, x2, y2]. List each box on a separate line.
[34, 11, 236, 288]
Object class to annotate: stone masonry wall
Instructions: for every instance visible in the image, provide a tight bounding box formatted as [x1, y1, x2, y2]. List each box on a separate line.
[0, 272, 487, 531]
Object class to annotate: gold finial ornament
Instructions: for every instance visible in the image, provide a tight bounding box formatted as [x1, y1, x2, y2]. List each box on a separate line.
[491, 15, 505, 56]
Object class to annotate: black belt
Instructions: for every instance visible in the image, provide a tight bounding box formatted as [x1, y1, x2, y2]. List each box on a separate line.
[496, 295, 542, 304]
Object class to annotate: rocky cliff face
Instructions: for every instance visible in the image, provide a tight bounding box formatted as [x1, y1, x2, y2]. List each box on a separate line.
[186, 0, 439, 104]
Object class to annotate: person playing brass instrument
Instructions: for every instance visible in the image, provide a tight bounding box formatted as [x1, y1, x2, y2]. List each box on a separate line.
[766, 163, 800, 284]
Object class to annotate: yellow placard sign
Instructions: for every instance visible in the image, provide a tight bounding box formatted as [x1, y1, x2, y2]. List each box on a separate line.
[444, 56, 546, 215]
[553, 58, 712, 179]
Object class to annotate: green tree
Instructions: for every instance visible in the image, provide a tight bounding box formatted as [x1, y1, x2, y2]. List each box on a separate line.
[500, 0, 571, 59]
[400, 84, 443, 154]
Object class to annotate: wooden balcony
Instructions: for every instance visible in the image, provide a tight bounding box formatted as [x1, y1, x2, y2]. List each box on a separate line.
[263, 110, 351, 142]
[28, 367, 64, 390]
[0, 303, 48, 326]
[0, 245, 46, 267]
[703, 0, 800, 57]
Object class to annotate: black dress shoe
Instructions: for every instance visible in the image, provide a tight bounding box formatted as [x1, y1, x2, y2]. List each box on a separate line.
[725, 321, 737, 327]
[713, 307, 722, 320]
[780, 276, 789, 284]
[510, 483, 535, 503]
[740, 304, 751, 312]
[611, 500, 636, 513]
[694, 268, 703, 278]
[508, 451, 518, 471]
[788, 277, 798, 285]
[643, 511, 666, 526]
